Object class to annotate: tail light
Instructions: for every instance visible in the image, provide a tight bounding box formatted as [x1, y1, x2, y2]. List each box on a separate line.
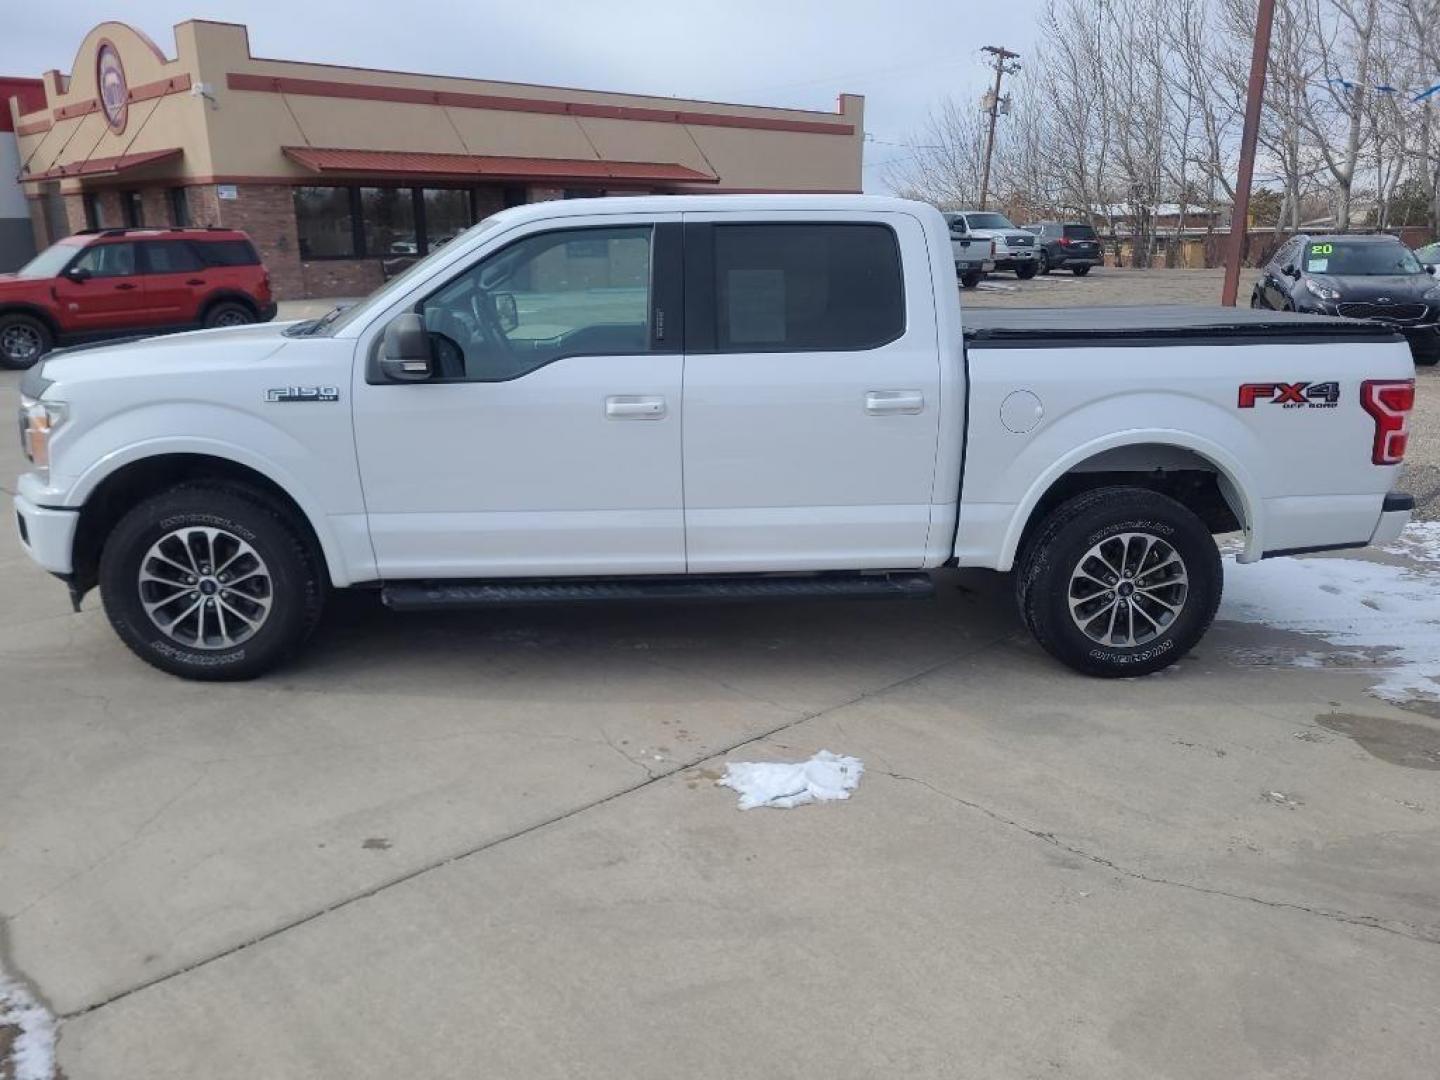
[1058, 236, 1072, 247]
[989, 239, 997, 257]
[1360, 379, 1414, 464]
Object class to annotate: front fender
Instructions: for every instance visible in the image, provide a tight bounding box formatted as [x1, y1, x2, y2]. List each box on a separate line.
[44, 401, 372, 587]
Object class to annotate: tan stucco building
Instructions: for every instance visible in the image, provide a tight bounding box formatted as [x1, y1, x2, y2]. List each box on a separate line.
[9, 20, 864, 298]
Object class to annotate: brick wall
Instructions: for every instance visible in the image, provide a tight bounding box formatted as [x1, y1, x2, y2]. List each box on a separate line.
[140, 187, 171, 228]
[187, 185, 222, 228]
[62, 194, 87, 235]
[213, 184, 305, 298]
[95, 190, 124, 229]
[300, 259, 383, 298]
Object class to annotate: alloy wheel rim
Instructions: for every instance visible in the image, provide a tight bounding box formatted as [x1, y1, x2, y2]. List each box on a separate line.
[1, 324, 42, 362]
[1067, 532, 1188, 648]
[137, 526, 273, 649]
[214, 309, 249, 326]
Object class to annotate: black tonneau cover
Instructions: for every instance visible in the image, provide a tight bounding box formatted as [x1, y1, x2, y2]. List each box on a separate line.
[964, 304, 1405, 347]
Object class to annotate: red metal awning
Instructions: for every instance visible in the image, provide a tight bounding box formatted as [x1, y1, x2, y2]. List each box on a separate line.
[25, 147, 183, 181]
[282, 146, 717, 185]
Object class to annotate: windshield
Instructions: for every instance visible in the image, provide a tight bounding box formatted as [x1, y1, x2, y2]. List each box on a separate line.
[1304, 241, 1422, 276]
[15, 239, 84, 279]
[318, 216, 508, 335]
[965, 213, 1017, 230]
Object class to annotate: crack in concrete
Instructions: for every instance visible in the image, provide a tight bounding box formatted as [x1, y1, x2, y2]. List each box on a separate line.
[878, 769, 1440, 947]
[53, 633, 1015, 1023]
[7, 766, 212, 923]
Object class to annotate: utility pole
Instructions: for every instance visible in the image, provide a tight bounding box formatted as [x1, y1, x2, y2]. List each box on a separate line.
[1220, 0, 1276, 306]
[978, 45, 1020, 210]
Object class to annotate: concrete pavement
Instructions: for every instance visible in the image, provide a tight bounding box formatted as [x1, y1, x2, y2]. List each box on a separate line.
[3, 350, 1439, 1077]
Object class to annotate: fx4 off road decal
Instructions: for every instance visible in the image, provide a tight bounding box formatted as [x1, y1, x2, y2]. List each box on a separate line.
[1237, 381, 1340, 410]
[265, 386, 341, 403]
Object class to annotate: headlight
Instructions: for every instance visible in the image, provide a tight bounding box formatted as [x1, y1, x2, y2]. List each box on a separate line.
[1304, 279, 1341, 301]
[19, 397, 67, 475]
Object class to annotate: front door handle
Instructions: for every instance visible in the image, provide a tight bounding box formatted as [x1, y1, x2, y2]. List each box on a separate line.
[605, 395, 667, 419]
[186, 278, 206, 286]
[866, 390, 925, 415]
[114, 282, 138, 291]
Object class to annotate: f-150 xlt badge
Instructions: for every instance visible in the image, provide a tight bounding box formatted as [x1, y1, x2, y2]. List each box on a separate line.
[265, 386, 341, 403]
[1237, 381, 1339, 409]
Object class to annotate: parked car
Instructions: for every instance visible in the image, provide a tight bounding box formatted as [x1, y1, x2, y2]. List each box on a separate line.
[13, 195, 1414, 681]
[0, 227, 276, 369]
[1029, 221, 1103, 275]
[1251, 233, 1440, 365]
[944, 218, 996, 288]
[943, 211, 1039, 279]
[1414, 240, 1440, 268]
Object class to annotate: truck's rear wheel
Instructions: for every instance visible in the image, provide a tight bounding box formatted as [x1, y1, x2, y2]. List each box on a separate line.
[1015, 262, 1038, 280]
[960, 271, 983, 289]
[99, 485, 325, 680]
[1017, 487, 1221, 678]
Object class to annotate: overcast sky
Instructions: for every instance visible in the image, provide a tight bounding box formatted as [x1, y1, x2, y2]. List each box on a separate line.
[1, 0, 1044, 192]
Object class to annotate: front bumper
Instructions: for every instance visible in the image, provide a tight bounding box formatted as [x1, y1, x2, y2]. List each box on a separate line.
[1371, 492, 1414, 546]
[956, 259, 996, 273]
[1398, 323, 1440, 361]
[258, 301, 279, 323]
[994, 250, 1037, 270]
[13, 493, 79, 575]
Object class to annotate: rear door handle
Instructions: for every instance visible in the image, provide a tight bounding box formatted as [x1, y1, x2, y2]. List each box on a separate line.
[866, 390, 925, 415]
[186, 278, 206, 286]
[605, 395, 667, 419]
[114, 283, 137, 291]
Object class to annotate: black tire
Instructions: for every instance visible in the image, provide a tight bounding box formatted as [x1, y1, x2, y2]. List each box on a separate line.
[1249, 290, 1263, 308]
[1416, 354, 1439, 366]
[1072, 264, 1092, 276]
[203, 301, 256, 329]
[1016, 486, 1222, 678]
[960, 271, 983, 289]
[1037, 251, 1051, 275]
[98, 484, 325, 680]
[0, 313, 52, 369]
[1015, 262, 1038, 281]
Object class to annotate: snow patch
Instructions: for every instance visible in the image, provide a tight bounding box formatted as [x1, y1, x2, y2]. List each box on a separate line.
[1382, 520, 1440, 567]
[717, 750, 864, 810]
[0, 971, 56, 1080]
[1219, 524, 1440, 702]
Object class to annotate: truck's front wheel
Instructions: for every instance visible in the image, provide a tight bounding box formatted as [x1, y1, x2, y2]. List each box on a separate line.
[99, 485, 325, 680]
[1016, 487, 1222, 678]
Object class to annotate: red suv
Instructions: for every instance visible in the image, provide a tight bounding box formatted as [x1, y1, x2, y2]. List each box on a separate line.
[0, 227, 276, 369]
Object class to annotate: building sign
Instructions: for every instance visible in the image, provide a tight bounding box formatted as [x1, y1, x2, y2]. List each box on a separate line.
[96, 42, 128, 133]
[216, 184, 238, 200]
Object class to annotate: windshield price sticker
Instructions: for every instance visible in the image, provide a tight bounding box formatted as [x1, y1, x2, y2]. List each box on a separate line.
[1306, 243, 1333, 272]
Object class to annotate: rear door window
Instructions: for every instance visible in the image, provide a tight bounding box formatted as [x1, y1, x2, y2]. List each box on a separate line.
[142, 241, 205, 274]
[711, 223, 904, 352]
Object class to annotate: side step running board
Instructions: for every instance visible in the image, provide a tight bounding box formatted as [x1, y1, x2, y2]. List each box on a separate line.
[381, 573, 934, 612]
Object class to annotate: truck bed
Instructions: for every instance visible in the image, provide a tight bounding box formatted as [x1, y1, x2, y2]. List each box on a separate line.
[963, 304, 1405, 346]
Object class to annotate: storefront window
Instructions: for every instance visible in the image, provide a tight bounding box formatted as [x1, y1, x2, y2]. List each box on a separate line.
[361, 188, 418, 258]
[122, 190, 143, 227]
[422, 189, 472, 251]
[294, 186, 357, 259]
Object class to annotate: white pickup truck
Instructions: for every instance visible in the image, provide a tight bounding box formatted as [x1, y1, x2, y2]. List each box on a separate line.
[13, 195, 1416, 681]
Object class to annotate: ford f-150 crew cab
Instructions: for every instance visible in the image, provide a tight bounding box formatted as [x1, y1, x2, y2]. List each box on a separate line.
[12, 195, 1417, 681]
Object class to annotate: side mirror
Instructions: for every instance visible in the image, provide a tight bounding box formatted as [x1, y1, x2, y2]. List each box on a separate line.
[1426, 263, 1437, 276]
[379, 312, 432, 382]
[493, 292, 518, 334]
[1282, 264, 1299, 279]
[65, 266, 91, 283]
